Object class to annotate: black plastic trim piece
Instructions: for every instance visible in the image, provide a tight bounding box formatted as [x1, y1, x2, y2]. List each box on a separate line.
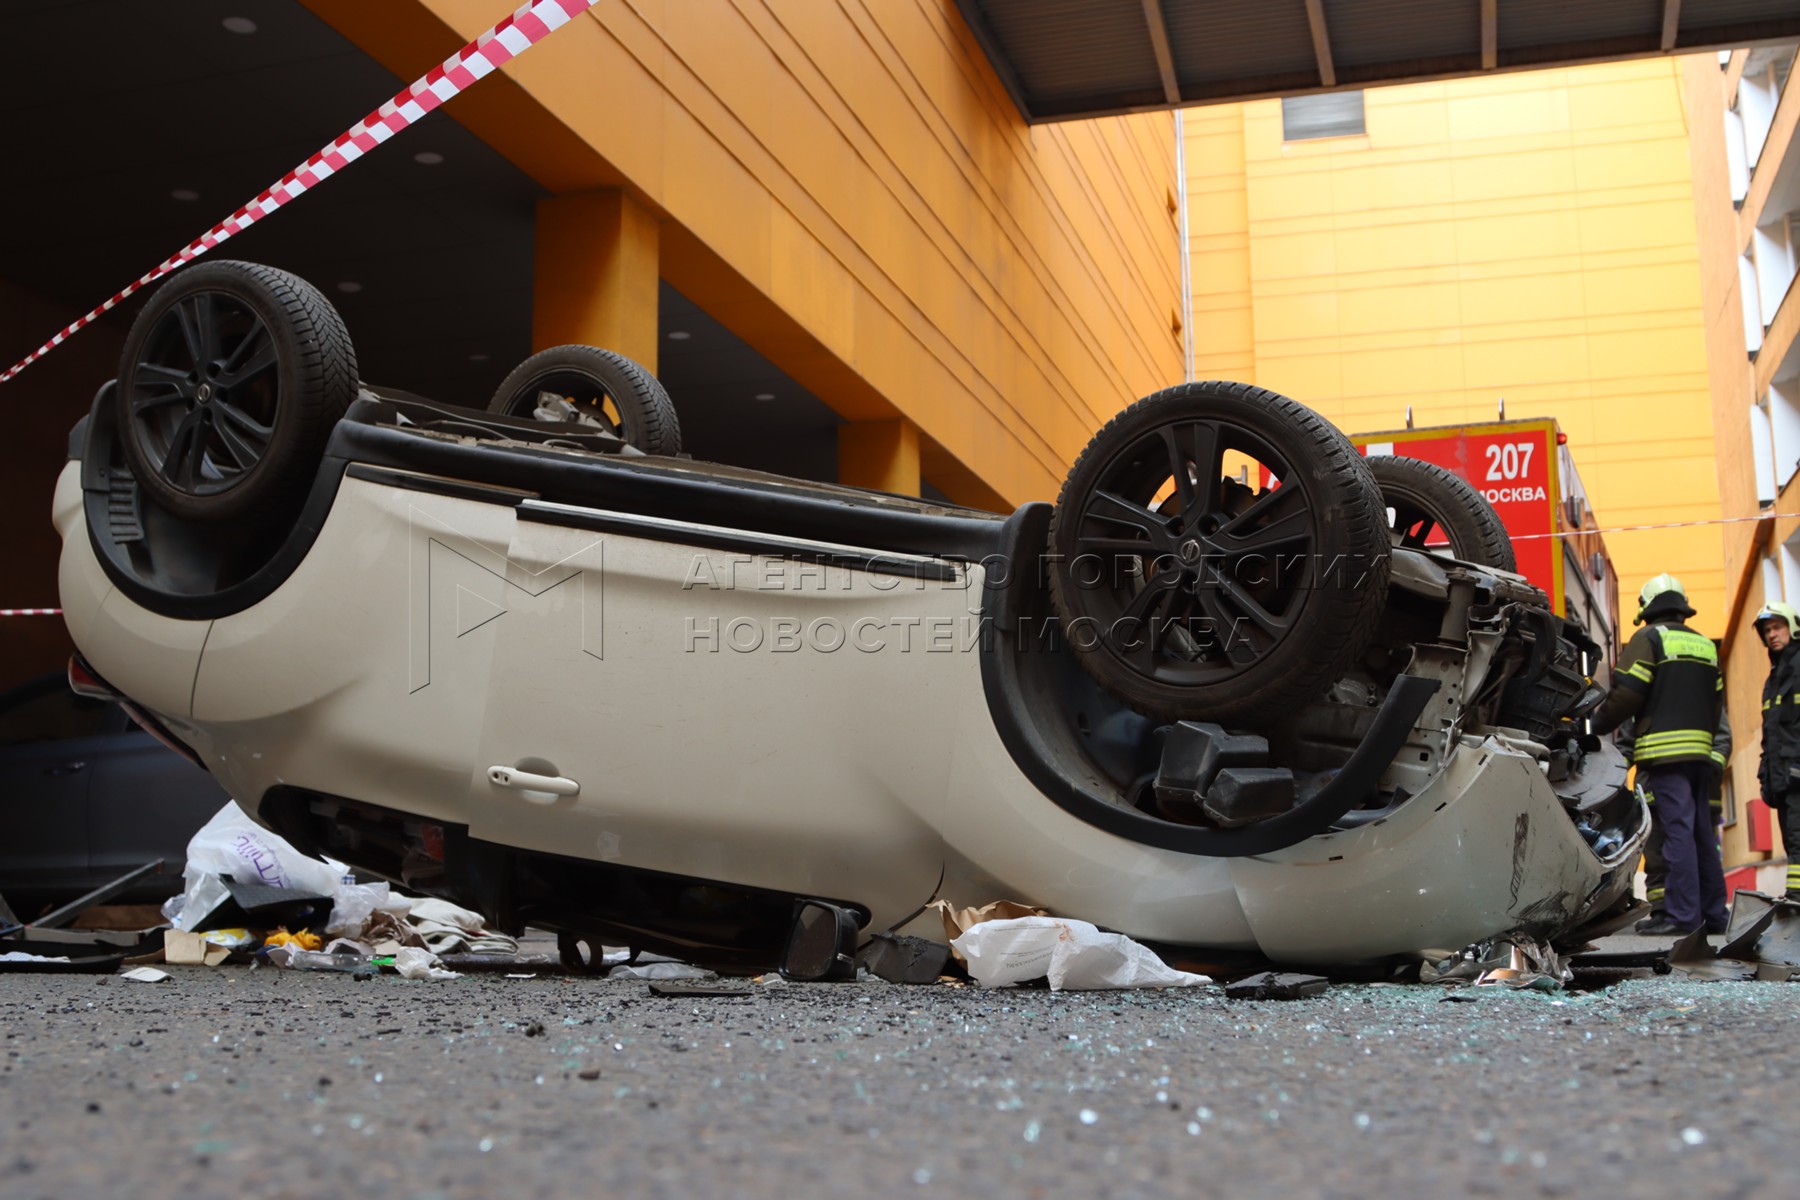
[80, 383, 355, 621]
[344, 463, 535, 508]
[326, 414, 1006, 563]
[518, 500, 963, 582]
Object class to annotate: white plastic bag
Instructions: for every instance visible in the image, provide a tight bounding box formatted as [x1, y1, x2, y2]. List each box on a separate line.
[170, 801, 347, 932]
[951, 917, 1211, 991]
[393, 946, 459, 981]
[324, 881, 413, 937]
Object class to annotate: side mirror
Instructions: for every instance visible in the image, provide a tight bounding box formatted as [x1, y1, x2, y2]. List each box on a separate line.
[780, 900, 860, 981]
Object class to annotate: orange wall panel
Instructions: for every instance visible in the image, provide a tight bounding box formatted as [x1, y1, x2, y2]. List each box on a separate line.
[310, 0, 1183, 506]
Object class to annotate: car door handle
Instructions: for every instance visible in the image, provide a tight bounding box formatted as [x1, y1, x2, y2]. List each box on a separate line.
[45, 761, 88, 776]
[487, 765, 580, 798]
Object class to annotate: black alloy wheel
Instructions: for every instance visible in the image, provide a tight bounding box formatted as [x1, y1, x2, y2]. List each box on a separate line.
[1047, 382, 1392, 725]
[115, 260, 356, 523]
[1366, 454, 1518, 572]
[489, 344, 682, 455]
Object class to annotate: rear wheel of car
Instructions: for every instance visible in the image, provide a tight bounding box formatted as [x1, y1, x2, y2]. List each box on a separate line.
[1046, 381, 1392, 726]
[114, 260, 357, 523]
[1366, 455, 1517, 572]
[488, 344, 682, 455]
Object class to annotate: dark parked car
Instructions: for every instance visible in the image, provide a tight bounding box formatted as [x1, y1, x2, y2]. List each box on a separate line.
[0, 672, 227, 912]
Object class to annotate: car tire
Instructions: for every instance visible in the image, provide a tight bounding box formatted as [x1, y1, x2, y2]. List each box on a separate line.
[1047, 381, 1391, 726]
[488, 344, 682, 455]
[1366, 455, 1517, 572]
[114, 260, 357, 523]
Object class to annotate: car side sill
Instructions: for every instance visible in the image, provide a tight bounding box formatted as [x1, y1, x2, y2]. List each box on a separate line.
[516, 499, 964, 582]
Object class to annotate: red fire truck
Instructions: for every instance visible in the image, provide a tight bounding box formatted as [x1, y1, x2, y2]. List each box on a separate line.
[1348, 418, 1621, 667]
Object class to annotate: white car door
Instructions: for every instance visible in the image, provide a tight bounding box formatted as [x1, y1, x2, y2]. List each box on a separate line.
[466, 497, 974, 917]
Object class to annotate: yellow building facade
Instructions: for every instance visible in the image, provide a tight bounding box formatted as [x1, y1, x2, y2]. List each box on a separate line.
[301, 0, 1184, 509]
[1183, 59, 1725, 632]
[1683, 44, 1800, 884]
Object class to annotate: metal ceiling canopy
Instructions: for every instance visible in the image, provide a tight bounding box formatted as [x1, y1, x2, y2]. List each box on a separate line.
[955, 0, 1800, 123]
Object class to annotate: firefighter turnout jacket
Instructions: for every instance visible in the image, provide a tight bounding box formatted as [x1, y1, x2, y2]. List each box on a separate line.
[1760, 640, 1800, 801]
[1592, 620, 1725, 764]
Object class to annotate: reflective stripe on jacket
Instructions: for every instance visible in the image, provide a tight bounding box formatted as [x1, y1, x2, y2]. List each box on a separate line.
[1593, 621, 1723, 766]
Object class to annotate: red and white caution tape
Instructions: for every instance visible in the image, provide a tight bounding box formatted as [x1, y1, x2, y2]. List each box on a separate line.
[0, 0, 599, 385]
[1512, 511, 1800, 540]
[0, 608, 62, 616]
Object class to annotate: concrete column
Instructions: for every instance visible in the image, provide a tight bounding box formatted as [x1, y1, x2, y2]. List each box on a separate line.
[838, 419, 921, 495]
[532, 189, 659, 371]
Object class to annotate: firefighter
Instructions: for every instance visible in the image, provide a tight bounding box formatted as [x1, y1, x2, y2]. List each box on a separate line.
[1755, 600, 1800, 899]
[1620, 707, 1730, 932]
[1592, 575, 1728, 935]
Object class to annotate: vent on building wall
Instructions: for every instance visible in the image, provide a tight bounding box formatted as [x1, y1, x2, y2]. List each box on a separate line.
[1281, 92, 1365, 141]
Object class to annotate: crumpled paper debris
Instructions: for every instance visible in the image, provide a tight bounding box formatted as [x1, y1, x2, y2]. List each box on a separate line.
[928, 899, 1050, 964]
[407, 898, 517, 955]
[950, 916, 1210, 990]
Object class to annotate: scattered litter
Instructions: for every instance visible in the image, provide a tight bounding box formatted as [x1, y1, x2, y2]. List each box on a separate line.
[393, 946, 458, 981]
[165, 802, 346, 932]
[1, 951, 72, 964]
[407, 898, 517, 956]
[120, 966, 170, 983]
[951, 917, 1211, 990]
[264, 929, 323, 951]
[929, 899, 1050, 963]
[1222, 971, 1329, 1000]
[647, 981, 752, 997]
[608, 960, 715, 981]
[163, 929, 230, 967]
[1423, 932, 1570, 991]
[857, 932, 952, 984]
[265, 945, 370, 974]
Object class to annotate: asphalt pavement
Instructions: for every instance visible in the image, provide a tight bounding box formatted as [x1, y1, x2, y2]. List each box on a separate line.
[4, 948, 1800, 1200]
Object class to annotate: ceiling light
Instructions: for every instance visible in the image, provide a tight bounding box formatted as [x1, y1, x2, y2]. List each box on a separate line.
[666, 330, 690, 340]
[336, 281, 363, 294]
[413, 151, 444, 165]
[755, 393, 775, 402]
[222, 17, 257, 34]
[170, 188, 200, 202]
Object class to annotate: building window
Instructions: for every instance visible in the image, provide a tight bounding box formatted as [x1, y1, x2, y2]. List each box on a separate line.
[1281, 92, 1365, 141]
[1741, 254, 1765, 350]
[1751, 400, 1777, 504]
[1772, 378, 1800, 491]
[1739, 44, 1796, 169]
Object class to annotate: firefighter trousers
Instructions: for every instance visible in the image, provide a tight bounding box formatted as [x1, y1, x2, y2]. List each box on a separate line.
[1640, 762, 1728, 932]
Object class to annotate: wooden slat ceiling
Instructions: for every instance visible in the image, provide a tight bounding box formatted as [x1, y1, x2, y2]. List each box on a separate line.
[954, 0, 1800, 122]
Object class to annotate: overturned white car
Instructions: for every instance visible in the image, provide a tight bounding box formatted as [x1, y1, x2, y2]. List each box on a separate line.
[54, 261, 1644, 972]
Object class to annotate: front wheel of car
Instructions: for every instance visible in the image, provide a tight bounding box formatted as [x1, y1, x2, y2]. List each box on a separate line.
[1046, 381, 1392, 726]
[114, 260, 357, 523]
[488, 344, 682, 455]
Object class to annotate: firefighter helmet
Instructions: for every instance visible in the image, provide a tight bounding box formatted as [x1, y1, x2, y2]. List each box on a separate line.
[1756, 600, 1799, 639]
[1635, 573, 1689, 624]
